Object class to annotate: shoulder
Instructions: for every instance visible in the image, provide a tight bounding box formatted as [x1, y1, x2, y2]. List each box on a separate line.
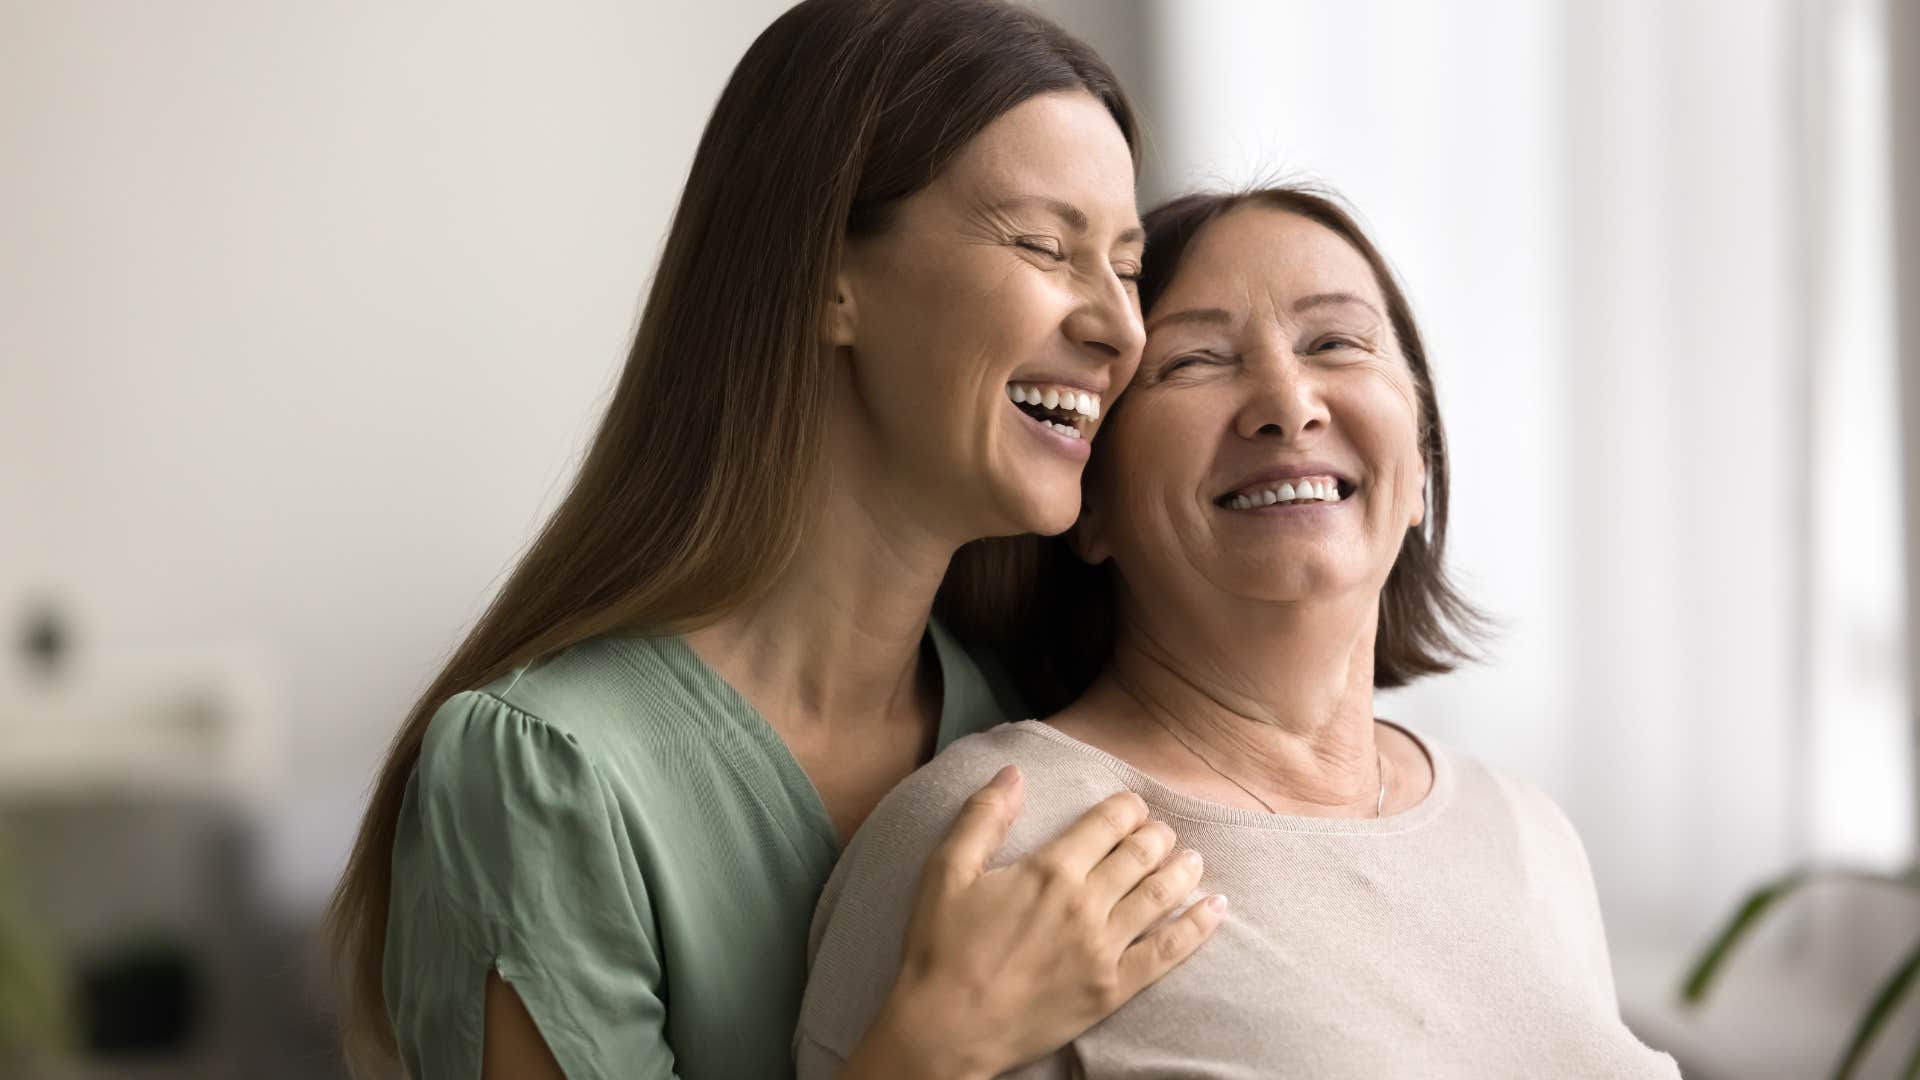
[404, 638, 715, 872]
[1429, 739, 1622, 994]
[417, 634, 742, 797]
[884, 721, 1057, 810]
[871, 721, 1126, 860]
[799, 722, 1131, 1065]
[1436, 740, 1599, 887]
[806, 720, 1124, 959]
[477, 633, 708, 747]
[404, 691, 644, 911]
[798, 721, 1113, 1068]
[1457, 748, 1585, 845]
[393, 690, 657, 965]
[390, 694, 670, 1080]
[414, 688, 610, 826]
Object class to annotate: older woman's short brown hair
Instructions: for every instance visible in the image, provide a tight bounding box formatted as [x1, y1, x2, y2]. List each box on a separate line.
[938, 185, 1484, 713]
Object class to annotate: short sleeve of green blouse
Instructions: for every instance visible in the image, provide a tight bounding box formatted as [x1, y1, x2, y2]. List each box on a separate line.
[381, 622, 1014, 1080]
[385, 691, 672, 1080]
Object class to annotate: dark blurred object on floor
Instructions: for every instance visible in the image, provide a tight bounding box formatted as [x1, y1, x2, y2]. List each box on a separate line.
[0, 607, 344, 1079]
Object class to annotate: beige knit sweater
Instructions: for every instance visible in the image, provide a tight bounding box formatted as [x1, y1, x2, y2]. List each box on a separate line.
[794, 719, 1682, 1079]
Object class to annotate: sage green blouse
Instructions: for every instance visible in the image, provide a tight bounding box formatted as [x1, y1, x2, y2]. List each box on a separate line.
[383, 622, 1015, 1079]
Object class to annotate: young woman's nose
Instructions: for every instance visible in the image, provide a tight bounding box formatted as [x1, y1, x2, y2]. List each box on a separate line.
[1062, 270, 1146, 365]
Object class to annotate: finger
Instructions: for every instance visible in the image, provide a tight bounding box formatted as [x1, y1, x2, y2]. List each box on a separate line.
[1030, 789, 1151, 879]
[1082, 819, 1178, 909]
[924, 764, 1025, 890]
[1115, 893, 1228, 1001]
[1106, 847, 1204, 939]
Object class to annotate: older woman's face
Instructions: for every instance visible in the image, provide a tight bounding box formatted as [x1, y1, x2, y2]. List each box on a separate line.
[1080, 207, 1425, 607]
[833, 90, 1145, 540]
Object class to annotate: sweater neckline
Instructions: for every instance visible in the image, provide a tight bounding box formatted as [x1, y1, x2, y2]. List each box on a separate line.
[1011, 716, 1456, 836]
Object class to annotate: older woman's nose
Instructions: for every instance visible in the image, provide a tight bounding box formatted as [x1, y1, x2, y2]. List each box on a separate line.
[1062, 274, 1146, 362]
[1235, 364, 1329, 442]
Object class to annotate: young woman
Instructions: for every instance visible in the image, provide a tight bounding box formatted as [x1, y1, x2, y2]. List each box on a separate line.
[327, 2, 1225, 1077]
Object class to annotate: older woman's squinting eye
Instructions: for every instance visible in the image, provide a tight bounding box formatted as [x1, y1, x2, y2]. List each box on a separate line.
[1311, 336, 1363, 353]
[1161, 353, 1224, 376]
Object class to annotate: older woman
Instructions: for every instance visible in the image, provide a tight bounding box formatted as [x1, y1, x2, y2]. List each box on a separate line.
[795, 187, 1682, 1078]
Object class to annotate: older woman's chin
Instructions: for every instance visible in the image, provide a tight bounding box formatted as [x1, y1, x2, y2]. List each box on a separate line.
[1202, 560, 1383, 605]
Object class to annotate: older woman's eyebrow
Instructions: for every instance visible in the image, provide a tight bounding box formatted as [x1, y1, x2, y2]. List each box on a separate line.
[1293, 291, 1383, 320]
[991, 195, 1145, 244]
[1145, 306, 1233, 334]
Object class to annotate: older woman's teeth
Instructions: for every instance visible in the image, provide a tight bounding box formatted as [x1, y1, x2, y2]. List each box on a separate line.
[1225, 479, 1344, 510]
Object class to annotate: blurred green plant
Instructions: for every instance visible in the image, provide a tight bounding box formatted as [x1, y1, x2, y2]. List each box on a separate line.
[0, 839, 71, 1061]
[1679, 864, 1920, 1079]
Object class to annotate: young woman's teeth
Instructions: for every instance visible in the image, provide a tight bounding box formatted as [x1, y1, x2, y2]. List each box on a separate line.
[1006, 382, 1099, 439]
[1226, 479, 1344, 510]
[1007, 382, 1100, 419]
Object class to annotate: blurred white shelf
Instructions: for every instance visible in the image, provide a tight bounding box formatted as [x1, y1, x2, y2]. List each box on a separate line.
[0, 650, 284, 805]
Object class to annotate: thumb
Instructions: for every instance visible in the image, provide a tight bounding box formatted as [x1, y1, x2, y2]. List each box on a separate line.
[930, 765, 1025, 888]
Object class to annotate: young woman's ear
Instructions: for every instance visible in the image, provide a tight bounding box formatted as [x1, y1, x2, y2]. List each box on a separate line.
[828, 270, 858, 348]
[1408, 466, 1428, 529]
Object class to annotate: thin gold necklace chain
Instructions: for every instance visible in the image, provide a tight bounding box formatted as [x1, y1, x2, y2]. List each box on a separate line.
[1143, 706, 1386, 818]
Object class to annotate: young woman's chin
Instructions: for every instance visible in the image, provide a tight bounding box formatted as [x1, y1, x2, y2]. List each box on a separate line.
[987, 475, 1084, 538]
[911, 441, 1078, 541]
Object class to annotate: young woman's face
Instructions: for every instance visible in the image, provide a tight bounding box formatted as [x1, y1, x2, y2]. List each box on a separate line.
[833, 89, 1145, 541]
[1078, 208, 1427, 610]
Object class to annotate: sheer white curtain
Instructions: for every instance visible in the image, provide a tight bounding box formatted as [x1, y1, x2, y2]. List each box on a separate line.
[1803, 0, 1908, 875]
[1039, 0, 1912, 964]
[1895, 0, 1920, 868]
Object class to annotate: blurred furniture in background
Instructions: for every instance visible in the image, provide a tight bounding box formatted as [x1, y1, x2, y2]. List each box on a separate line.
[0, 621, 343, 1079]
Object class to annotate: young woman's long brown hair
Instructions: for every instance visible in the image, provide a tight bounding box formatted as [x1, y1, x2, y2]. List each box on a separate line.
[328, 0, 1135, 1069]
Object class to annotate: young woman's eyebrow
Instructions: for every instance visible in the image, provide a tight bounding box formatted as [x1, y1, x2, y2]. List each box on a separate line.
[989, 195, 1145, 244]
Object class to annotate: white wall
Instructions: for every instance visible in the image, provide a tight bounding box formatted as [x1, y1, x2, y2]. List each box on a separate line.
[0, 0, 789, 906]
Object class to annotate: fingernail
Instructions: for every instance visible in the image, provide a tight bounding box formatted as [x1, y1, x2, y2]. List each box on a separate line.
[1180, 848, 1203, 868]
[1204, 894, 1229, 913]
[990, 764, 1020, 790]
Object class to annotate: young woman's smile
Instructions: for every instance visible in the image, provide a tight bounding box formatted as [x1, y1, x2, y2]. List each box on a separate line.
[1005, 377, 1109, 461]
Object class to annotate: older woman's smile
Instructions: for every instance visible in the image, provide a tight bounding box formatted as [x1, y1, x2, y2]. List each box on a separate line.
[1216, 464, 1356, 510]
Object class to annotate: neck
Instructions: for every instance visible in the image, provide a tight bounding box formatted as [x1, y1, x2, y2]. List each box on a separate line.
[1090, 584, 1385, 812]
[685, 422, 959, 732]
